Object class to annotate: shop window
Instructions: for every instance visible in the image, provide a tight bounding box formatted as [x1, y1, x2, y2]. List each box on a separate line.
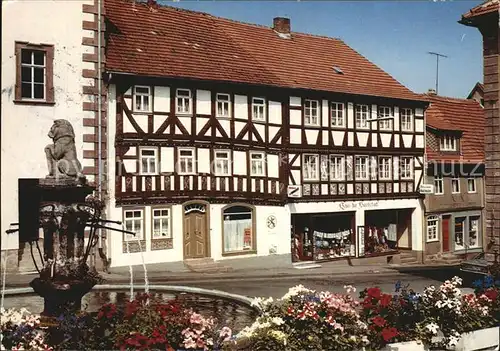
[454, 217, 465, 250]
[152, 208, 171, 239]
[426, 215, 439, 242]
[123, 209, 144, 241]
[434, 175, 444, 195]
[451, 178, 460, 194]
[223, 206, 254, 253]
[364, 210, 402, 256]
[469, 216, 480, 248]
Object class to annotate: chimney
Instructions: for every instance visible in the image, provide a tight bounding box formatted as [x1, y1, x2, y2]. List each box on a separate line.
[427, 88, 437, 95]
[273, 17, 291, 37]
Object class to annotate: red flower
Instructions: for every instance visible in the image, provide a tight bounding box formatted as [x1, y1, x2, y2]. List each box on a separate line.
[485, 289, 498, 301]
[372, 316, 386, 327]
[125, 300, 139, 317]
[381, 327, 399, 342]
[379, 294, 392, 307]
[367, 287, 382, 300]
[97, 303, 117, 319]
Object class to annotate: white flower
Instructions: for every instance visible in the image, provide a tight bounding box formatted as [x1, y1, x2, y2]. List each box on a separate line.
[343, 285, 356, 293]
[425, 323, 440, 335]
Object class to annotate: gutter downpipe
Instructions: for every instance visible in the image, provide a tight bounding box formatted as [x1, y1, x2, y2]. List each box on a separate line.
[97, 0, 103, 253]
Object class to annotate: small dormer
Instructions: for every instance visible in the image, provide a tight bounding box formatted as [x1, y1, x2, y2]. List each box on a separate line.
[438, 132, 461, 153]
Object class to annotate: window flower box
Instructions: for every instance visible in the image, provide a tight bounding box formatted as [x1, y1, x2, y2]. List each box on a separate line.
[455, 326, 499, 351]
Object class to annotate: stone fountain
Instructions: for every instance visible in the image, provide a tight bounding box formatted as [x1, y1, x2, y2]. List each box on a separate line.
[8, 120, 132, 318]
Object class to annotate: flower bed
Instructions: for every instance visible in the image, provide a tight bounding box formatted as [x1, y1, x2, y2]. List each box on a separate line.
[1, 275, 499, 351]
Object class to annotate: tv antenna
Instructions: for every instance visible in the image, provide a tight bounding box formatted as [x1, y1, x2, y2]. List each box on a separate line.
[428, 51, 448, 95]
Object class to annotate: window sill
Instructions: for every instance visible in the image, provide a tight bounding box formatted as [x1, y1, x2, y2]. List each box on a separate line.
[214, 174, 232, 177]
[252, 119, 267, 124]
[426, 239, 439, 243]
[132, 110, 152, 115]
[304, 124, 321, 128]
[216, 115, 231, 119]
[14, 99, 55, 106]
[176, 112, 193, 117]
[355, 127, 370, 131]
[222, 249, 256, 257]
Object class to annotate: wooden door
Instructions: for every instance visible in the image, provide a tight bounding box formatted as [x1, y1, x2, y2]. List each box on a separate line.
[184, 210, 207, 259]
[442, 215, 450, 252]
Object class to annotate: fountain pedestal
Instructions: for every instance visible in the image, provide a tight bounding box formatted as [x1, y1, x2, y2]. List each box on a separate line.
[22, 178, 103, 317]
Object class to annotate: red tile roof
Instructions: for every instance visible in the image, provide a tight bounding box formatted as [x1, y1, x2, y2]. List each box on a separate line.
[105, 0, 425, 102]
[461, 0, 499, 20]
[423, 94, 485, 163]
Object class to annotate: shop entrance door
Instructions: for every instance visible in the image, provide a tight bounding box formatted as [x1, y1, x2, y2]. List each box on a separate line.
[442, 215, 450, 252]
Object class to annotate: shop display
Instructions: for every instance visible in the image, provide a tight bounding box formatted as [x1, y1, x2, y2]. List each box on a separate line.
[313, 229, 354, 260]
[364, 226, 398, 255]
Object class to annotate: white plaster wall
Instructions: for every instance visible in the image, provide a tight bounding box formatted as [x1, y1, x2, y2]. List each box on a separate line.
[1, 0, 92, 251]
[234, 95, 247, 119]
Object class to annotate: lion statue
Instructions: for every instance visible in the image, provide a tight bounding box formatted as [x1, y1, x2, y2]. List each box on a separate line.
[44, 119, 86, 183]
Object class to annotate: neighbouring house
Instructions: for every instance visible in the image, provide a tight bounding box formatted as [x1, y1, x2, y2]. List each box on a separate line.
[0, 0, 105, 271]
[467, 82, 485, 107]
[460, 0, 500, 262]
[422, 91, 486, 263]
[103, 0, 429, 269]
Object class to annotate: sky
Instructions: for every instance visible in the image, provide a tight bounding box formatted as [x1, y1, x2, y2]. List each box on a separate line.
[160, 0, 485, 99]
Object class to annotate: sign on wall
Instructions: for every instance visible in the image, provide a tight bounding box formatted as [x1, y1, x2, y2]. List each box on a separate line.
[287, 185, 302, 198]
[419, 184, 434, 194]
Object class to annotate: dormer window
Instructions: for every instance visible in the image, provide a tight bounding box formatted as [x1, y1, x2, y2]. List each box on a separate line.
[440, 135, 458, 151]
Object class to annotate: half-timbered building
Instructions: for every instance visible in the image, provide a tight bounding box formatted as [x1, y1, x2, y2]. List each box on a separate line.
[103, 0, 429, 267]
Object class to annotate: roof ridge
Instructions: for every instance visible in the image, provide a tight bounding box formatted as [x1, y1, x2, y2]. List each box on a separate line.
[421, 93, 481, 104]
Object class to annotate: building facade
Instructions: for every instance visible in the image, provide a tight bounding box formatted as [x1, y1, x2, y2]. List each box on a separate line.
[460, 0, 500, 261]
[103, 0, 428, 268]
[0, 0, 105, 271]
[422, 93, 486, 261]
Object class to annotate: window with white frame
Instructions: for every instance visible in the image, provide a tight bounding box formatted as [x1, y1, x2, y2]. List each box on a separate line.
[440, 135, 458, 151]
[223, 205, 254, 253]
[178, 148, 195, 175]
[331, 102, 345, 127]
[250, 152, 265, 176]
[451, 177, 460, 194]
[355, 156, 369, 180]
[400, 157, 413, 179]
[469, 216, 480, 248]
[304, 100, 319, 126]
[134, 86, 151, 112]
[216, 93, 231, 117]
[426, 215, 438, 242]
[329, 155, 345, 181]
[467, 178, 476, 193]
[214, 150, 231, 176]
[378, 156, 392, 180]
[176, 88, 192, 114]
[355, 104, 369, 129]
[434, 175, 444, 195]
[123, 209, 144, 241]
[252, 97, 266, 121]
[303, 154, 319, 181]
[152, 209, 171, 239]
[400, 108, 413, 131]
[378, 106, 393, 130]
[139, 148, 157, 175]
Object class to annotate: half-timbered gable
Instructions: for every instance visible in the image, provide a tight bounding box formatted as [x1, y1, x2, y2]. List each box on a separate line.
[104, 0, 429, 268]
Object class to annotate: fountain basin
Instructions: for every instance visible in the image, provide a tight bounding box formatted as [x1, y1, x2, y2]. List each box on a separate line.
[2, 284, 260, 333]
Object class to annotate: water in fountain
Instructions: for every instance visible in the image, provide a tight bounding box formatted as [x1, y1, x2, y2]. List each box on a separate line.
[134, 236, 149, 295]
[124, 239, 134, 301]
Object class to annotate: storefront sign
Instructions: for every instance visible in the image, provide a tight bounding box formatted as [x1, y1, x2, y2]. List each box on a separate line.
[339, 201, 380, 211]
[287, 185, 302, 198]
[419, 184, 434, 194]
